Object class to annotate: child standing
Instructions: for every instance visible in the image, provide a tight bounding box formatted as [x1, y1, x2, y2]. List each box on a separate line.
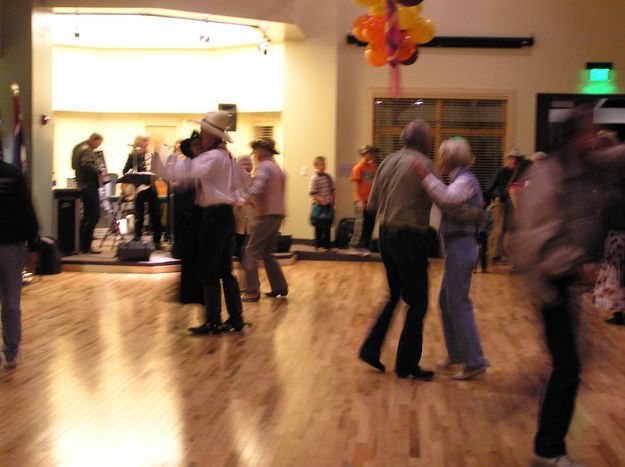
[309, 156, 335, 251]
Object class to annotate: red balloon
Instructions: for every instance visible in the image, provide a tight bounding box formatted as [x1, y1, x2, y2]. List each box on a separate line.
[401, 46, 419, 65]
[363, 15, 385, 45]
[397, 0, 423, 5]
[364, 44, 387, 67]
[396, 32, 416, 62]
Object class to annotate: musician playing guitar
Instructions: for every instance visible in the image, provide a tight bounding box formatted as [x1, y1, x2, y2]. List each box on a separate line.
[122, 134, 162, 249]
[72, 132, 104, 254]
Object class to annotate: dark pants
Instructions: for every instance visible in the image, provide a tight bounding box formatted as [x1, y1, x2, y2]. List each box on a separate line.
[534, 276, 581, 458]
[198, 205, 242, 326]
[314, 221, 332, 249]
[360, 227, 429, 373]
[477, 231, 489, 272]
[79, 186, 101, 252]
[359, 209, 375, 249]
[134, 187, 161, 244]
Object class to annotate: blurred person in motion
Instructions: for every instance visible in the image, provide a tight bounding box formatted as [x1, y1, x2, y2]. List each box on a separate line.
[514, 106, 625, 467]
[0, 159, 39, 368]
[358, 119, 436, 380]
[413, 137, 488, 380]
[592, 130, 625, 326]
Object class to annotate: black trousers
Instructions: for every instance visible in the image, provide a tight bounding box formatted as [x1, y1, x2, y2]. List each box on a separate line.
[134, 186, 161, 244]
[534, 276, 581, 458]
[360, 227, 429, 373]
[314, 220, 332, 249]
[198, 205, 242, 326]
[358, 208, 376, 249]
[79, 186, 101, 252]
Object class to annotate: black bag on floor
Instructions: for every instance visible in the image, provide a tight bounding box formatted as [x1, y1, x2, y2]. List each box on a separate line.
[116, 240, 154, 262]
[335, 218, 355, 249]
[36, 236, 62, 275]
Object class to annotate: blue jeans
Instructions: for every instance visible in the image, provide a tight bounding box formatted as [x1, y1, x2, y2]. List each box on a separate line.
[0, 243, 24, 359]
[439, 233, 486, 368]
[360, 227, 429, 373]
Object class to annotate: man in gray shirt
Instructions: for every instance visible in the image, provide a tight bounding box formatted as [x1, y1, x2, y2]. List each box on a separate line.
[358, 119, 436, 380]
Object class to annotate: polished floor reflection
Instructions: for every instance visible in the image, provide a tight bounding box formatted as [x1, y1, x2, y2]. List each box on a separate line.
[1, 261, 624, 466]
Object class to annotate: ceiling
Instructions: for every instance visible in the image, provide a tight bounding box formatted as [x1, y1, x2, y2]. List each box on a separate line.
[51, 10, 289, 50]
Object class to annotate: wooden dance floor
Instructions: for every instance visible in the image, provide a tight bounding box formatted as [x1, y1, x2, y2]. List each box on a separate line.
[2, 261, 624, 466]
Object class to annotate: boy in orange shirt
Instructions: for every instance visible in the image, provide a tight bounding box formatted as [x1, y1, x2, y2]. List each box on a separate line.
[350, 145, 378, 253]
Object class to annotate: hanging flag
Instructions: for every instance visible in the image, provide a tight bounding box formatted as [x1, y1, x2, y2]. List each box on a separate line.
[11, 83, 27, 175]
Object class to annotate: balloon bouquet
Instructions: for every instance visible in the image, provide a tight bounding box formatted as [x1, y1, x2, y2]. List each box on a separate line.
[351, 0, 435, 94]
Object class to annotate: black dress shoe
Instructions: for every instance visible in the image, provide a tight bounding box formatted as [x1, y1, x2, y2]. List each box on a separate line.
[218, 320, 249, 333]
[265, 290, 288, 298]
[396, 366, 434, 380]
[188, 323, 221, 335]
[358, 349, 385, 373]
[605, 312, 625, 325]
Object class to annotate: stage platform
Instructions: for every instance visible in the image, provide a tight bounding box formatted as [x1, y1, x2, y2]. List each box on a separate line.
[60, 236, 381, 274]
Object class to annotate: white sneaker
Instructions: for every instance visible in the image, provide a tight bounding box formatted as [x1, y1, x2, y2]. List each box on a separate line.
[453, 365, 487, 380]
[532, 454, 586, 467]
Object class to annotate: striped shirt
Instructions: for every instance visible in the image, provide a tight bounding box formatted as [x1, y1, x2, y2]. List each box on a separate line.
[309, 172, 335, 205]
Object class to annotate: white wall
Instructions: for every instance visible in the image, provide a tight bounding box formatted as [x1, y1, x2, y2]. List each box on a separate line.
[52, 44, 284, 113]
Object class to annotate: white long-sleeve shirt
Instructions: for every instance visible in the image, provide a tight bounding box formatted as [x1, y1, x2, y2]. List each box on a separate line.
[422, 167, 475, 207]
[168, 147, 250, 207]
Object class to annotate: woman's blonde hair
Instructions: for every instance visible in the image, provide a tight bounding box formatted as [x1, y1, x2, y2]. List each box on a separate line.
[133, 134, 150, 148]
[438, 137, 473, 168]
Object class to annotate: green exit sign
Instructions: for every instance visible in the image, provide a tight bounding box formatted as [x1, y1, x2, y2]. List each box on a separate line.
[589, 68, 610, 82]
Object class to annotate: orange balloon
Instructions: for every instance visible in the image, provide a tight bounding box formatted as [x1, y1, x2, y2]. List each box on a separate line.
[396, 32, 416, 62]
[364, 44, 387, 67]
[363, 15, 385, 45]
[368, 0, 386, 17]
[352, 0, 379, 5]
[408, 16, 436, 44]
[352, 15, 370, 42]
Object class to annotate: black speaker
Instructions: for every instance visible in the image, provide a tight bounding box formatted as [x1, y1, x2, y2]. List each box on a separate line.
[218, 103, 237, 131]
[53, 188, 80, 255]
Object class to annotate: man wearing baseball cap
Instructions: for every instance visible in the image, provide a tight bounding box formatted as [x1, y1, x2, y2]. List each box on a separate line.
[350, 144, 378, 254]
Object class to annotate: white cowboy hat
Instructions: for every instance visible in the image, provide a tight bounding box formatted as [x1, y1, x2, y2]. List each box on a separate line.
[190, 111, 233, 143]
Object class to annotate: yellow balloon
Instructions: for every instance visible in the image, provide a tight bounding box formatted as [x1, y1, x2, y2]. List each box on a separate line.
[352, 0, 379, 6]
[409, 16, 436, 44]
[368, 0, 386, 17]
[398, 6, 422, 30]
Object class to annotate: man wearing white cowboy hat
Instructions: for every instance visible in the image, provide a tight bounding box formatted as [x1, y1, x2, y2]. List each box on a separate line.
[240, 137, 288, 302]
[164, 110, 250, 334]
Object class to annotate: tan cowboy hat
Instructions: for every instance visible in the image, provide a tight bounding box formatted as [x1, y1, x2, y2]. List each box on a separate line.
[251, 137, 280, 155]
[190, 111, 233, 143]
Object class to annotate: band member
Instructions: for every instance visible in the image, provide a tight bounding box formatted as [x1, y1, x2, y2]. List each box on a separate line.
[72, 133, 103, 254]
[123, 134, 162, 248]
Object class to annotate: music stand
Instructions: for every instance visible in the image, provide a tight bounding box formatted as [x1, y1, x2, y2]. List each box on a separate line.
[98, 172, 157, 248]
